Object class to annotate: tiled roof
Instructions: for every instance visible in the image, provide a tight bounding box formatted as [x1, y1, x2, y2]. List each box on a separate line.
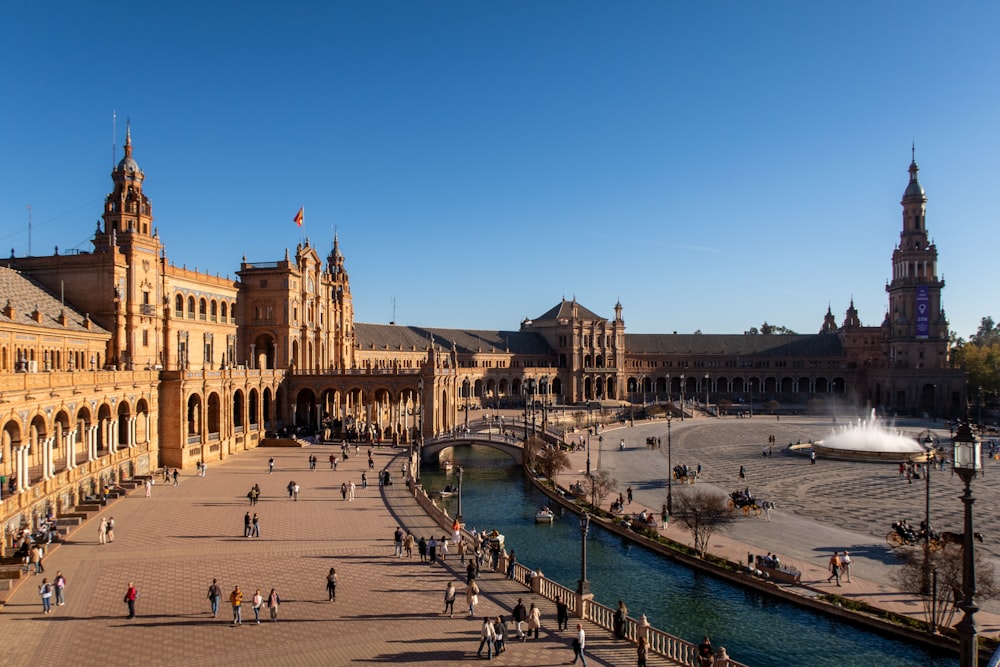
[533, 299, 605, 322]
[625, 333, 844, 356]
[355, 323, 554, 355]
[0, 266, 110, 335]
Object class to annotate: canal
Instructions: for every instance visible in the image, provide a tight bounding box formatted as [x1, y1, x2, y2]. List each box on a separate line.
[421, 445, 954, 667]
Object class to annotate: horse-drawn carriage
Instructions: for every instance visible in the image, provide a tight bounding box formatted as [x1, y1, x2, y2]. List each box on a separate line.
[672, 464, 697, 485]
[727, 490, 763, 517]
[886, 520, 985, 550]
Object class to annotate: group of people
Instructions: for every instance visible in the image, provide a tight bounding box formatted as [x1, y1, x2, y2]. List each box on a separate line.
[826, 550, 852, 586]
[205, 578, 282, 624]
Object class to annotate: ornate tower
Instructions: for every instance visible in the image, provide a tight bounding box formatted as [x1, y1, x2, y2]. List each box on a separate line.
[327, 234, 355, 369]
[883, 151, 948, 370]
[95, 125, 164, 368]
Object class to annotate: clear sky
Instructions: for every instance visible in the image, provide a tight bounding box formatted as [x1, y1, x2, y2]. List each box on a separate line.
[2, 2, 997, 339]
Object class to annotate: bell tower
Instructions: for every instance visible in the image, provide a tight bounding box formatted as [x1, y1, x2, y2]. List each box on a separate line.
[93, 123, 164, 369]
[884, 150, 948, 369]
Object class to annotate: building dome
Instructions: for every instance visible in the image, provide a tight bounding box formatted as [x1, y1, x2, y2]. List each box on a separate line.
[902, 159, 926, 202]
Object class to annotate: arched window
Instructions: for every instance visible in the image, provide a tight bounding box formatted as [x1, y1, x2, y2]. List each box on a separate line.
[199, 298, 207, 320]
[210, 300, 218, 322]
[187, 296, 195, 319]
[175, 294, 184, 317]
[220, 301, 228, 321]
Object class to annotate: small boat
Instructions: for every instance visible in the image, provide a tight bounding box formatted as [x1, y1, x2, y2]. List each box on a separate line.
[535, 508, 555, 523]
[438, 485, 457, 498]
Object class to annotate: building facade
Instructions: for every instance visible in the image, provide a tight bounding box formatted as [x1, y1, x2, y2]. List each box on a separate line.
[0, 131, 965, 538]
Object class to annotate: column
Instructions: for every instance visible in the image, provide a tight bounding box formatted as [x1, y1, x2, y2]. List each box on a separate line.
[17, 446, 28, 491]
[45, 436, 54, 480]
[67, 431, 77, 470]
[129, 415, 137, 448]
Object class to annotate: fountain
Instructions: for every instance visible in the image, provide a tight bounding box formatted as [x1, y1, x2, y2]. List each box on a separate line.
[811, 410, 928, 462]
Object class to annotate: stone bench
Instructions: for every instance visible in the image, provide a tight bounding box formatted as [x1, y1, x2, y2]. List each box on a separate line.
[758, 564, 801, 585]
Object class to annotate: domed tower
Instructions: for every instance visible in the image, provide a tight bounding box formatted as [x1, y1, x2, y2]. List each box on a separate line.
[326, 234, 355, 369]
[93, 124, 164, 369]
[820, 305, 838, 334]
[884, 150, 948, 369]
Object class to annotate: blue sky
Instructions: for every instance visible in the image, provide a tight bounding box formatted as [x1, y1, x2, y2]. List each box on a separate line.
[2, 2, 997, 339]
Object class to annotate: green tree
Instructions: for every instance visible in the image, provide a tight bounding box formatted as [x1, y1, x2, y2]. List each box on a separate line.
[535, 444, 570, 481]
[584, 469, 617, 510]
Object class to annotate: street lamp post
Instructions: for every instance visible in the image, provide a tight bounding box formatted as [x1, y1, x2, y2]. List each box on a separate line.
[456, 465, 464, 523]
[680, 374, 685, 421]
[586, 432, 591, 477]
[704, 374, 710, 415]
[667, 414, 673, 516]
[577, 511, 591, 595]
[921, 432, 936, 597]
[953, 420, 982, 667]
[464, 378, 470, 432]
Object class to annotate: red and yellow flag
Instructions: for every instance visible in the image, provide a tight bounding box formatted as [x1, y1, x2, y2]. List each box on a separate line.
[293, 207, 304, 227]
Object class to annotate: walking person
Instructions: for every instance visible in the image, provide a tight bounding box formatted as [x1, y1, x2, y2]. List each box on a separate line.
[841, 550, 853, 583]
[494, 615, 507, 655]
[267, 588, 280, 622]
[268, 457, 274, 474]
[230, 585, 244, 625]
[512, 598, 527, 640]
[348, 481, 355, 501]
[251, 513, 260, 538]
[418, 536, 427, 563]
[98, 517, 108, 545]
[207, 578, 222, 617]
[466, 579, 480, 617]
[739, 464, 746, 481]
[613, 600, 629, 639]
[144, 478, 152, 497]
[403, 531, 414, 558]
[53, 571, 66, 606]
[477, 616, 496, 660]
[293, 483, 300, 501]
[627, 486, 633, 504]
[506, 549, 516, 579]
[571, 623, 588, 665]
[340, 482, 348, 501]
[428, 535, 437, 564]
[251, 588, 263, 624]
[172, 469, 179, 485]
[326, 567, 338, 601]
[39, 578, 53, 614]
[123, 582, 138, 619]
[30, 544, 45, 574]
[555, 594, 569, 630]
[476, 616, 496, 660]
[526, 602, 541, 639]
[826, 551, 842, 586]
[106, 517, 116, 542]
[393, 526, 403, 558]
[244, 512, 252, 537]
[443, 581, 456, 617]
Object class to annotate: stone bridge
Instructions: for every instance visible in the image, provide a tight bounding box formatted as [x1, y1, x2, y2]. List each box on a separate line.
[420, 433, 524, 465]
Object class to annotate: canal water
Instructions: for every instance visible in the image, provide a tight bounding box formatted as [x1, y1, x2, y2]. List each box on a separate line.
[421, 445, 954, 667]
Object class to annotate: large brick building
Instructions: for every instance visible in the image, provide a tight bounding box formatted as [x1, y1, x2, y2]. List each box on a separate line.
[0, 130, 965, 536]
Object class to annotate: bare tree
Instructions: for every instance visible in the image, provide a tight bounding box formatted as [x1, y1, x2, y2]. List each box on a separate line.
[535, 444, 570, 481]
[522, 434, 545, 471]
[584, 469, 618, 510]
[673, 488, 732, 557]
[892, 544, 1000, 632]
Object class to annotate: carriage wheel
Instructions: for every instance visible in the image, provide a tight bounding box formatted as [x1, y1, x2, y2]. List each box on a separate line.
[752, 505, 763, 518]
[742, 505, 751, 517]
[886, 532, 904, 548]
[727, 498, 736, 510]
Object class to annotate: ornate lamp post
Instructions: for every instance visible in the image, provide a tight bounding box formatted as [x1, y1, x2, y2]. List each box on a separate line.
[920, 432, 936, 596]
[464, 378, 470, 432]
[680, 374, 685, 421]
[586, 431, 591, 477]
[577, 511, 591, 595]
[704, 374, 710, 415]
[667, 414, 673, 516]
[953, 420, 982, 667]
[456, 465, 464, 524]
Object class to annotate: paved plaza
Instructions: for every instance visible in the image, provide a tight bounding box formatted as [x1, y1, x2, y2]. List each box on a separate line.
[0, 442, 671, 666]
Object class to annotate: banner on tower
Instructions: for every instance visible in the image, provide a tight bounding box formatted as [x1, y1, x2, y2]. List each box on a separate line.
[915, 285, 930, 338]
[294, 207, 304, 227]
